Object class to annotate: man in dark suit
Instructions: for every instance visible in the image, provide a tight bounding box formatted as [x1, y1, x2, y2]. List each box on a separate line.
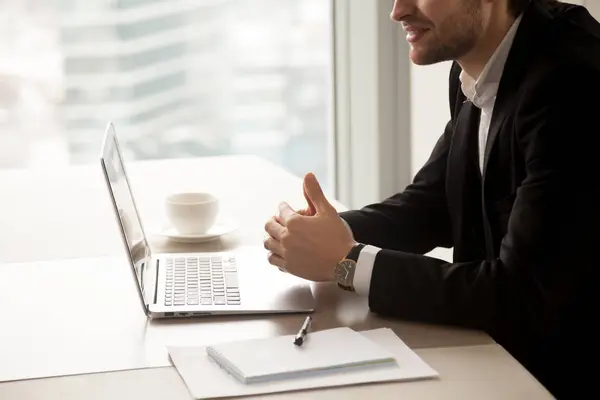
[264, 0, 600, 397]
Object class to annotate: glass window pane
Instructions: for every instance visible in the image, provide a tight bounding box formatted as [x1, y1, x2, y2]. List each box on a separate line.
[0, 0, 334, 191]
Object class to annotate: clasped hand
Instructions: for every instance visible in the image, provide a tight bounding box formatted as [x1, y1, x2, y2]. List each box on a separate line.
[263, 172, 355, 282]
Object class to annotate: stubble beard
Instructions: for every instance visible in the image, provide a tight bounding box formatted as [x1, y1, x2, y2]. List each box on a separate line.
[412, 0, 484, 65]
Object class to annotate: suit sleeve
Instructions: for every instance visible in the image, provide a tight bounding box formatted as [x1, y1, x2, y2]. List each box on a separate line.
[339, 63, 463, 255]
[366, 67, 599, 333]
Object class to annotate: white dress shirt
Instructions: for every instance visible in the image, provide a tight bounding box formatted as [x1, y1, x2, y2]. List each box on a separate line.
[348, 16, 523, 296]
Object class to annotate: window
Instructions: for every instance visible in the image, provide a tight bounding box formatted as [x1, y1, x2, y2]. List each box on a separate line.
[0, 0, 334, 192]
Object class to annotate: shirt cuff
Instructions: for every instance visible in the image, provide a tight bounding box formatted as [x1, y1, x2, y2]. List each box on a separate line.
[339, 217, 379, 296]
[353, 245, 380, 297]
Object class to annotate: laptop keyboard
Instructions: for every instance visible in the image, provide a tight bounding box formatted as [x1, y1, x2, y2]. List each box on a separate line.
[164, 255, 241, 307]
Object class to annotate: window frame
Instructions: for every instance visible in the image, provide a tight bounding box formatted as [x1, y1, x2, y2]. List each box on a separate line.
[332, 0, 412, 209]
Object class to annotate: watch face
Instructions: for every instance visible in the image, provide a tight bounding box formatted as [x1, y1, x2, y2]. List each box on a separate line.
[335, 259, 355, 285]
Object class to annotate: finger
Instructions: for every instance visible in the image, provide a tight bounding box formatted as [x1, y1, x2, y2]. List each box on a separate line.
[264, 217, 285, 240]
[267, 252, 284, 268]
[278, 202, 299, 225]
[263, 236, 284, 257]
[303, 173, 335, 214]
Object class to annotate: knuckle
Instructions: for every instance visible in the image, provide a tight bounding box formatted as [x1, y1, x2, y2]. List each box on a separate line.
[279, 231, 292, 247]
[264, 217, 276, 233]
[285, 215, 302, 231]
[279, 246, 287, 258]
[267, 252, 283, 267]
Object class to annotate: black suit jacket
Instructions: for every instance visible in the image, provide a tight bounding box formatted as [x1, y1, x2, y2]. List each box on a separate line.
[340, 1, 600, 398]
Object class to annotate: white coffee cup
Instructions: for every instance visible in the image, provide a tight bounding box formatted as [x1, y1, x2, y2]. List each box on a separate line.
[164, 192, 219, 235]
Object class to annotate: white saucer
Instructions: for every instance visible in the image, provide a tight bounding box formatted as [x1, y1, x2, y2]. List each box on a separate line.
[155, 219, 240, 243]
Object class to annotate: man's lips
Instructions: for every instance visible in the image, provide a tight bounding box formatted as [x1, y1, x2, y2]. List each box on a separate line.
[403, 25, 430, 44]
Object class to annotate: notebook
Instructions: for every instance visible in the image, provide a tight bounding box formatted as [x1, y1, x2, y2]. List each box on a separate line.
[205, 327, 397, 384]
[168, 328, 439, 399]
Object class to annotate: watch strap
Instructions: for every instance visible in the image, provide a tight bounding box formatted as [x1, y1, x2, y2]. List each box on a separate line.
[346, 243, 365, 262]
[337, 282, 354, 292]
[336, 243, 365, 291]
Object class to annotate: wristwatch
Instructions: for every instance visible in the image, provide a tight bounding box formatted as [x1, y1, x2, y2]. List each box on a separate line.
[334, 243, 365, 291]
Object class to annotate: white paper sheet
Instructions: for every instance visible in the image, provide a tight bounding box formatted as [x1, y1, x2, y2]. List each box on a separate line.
[167, 328, 439, 399]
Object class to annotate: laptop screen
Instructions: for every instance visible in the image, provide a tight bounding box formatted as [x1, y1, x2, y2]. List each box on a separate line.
[100, 123, 153, 309]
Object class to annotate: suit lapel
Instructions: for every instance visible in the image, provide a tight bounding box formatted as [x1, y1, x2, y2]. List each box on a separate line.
[457, 101, 482, 174]
[448, 100, 488, 260]
[482, 0, 554, 178]
[449, 101, 481, 207]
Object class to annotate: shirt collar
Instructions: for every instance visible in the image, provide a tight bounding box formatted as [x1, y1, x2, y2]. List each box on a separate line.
[460, 14, 523, 108]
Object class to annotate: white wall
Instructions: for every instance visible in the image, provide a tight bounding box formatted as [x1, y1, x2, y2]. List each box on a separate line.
[409, 61, 452, 177]
[583, 0, 600, 17]
[409, 61, 453, 261]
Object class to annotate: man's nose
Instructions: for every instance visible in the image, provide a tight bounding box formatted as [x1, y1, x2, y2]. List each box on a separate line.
[390, 0, 414, 22]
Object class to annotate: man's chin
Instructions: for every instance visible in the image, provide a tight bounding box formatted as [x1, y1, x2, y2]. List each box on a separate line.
[408, 48, 446, 66]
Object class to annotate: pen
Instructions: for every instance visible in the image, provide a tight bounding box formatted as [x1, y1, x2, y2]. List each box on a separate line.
[293, 316, 312, 346]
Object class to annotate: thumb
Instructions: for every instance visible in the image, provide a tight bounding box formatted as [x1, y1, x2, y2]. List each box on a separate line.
[303, 173, 335, 214]
[303, 185, 317, 216]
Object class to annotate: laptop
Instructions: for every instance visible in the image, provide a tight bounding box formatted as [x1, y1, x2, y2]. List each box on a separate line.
[100, 122, 315, 319]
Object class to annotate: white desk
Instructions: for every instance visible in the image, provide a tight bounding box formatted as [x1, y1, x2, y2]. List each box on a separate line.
[0, 156, 552, 399]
